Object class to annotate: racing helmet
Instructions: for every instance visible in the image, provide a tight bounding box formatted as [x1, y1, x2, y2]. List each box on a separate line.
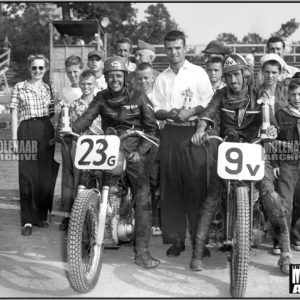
[223, 53, 248, 74]
[104, 56, 128, 74]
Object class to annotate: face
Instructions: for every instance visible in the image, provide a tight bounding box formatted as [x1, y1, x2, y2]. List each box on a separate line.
[87, 55, 103, 73]
[29, 59, 46, 80]
[66, 64, 83, 86]
[289, 86, 300, 110]
[206, 62, 223, 84]
[262, 64, 281, 86]
[107, 71, 124, 92]
[225, 69, 244, 93]
[164, 39, 186, 65]
[116, 43, 131, 63]
[135, 50, 152, 65]
[79, 76, 96, 96]
[204, 54, 224, 63]
[136, 68, 155, 92]
[268, 42, 285, 58]
[0, 85, 5, 92]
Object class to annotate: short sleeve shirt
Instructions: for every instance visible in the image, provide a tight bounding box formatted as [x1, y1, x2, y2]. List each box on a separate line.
[10, 80, 54, 122]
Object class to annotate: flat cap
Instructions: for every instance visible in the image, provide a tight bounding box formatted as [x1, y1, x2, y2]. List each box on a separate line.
[88, 50, 104, 60]
[136, 39, 155, 54]
[202, 40, 232, 55]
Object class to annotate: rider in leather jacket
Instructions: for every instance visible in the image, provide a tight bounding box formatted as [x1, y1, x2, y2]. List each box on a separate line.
[72, 56, 160, 268]
[190, 53, 293, 275]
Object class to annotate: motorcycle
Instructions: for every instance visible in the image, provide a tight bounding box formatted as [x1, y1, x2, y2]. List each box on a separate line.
[60, 125, 159, 294]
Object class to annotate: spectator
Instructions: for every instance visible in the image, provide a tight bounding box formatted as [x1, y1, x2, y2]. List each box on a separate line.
[202, 40, 232, 63]
[87, 50, 107, 94]
[127, 39, 160, 89]
[2, 36, 12, 53]
[256, 37, 300, 88]
[71, 56, 160, 268]
[115, 38, 136, 72]
[136, 62, 162, 237]
[10, 54, 59, 236]
[205, 56, 226, 93]
[152, 30, 214, 257]
[274, 76, 300, 252]
[57, 55, 84, 231]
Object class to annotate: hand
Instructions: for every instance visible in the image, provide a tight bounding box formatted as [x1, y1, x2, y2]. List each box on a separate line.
[127, 151, 141, 163]
[168, 108, 180, 120]
[273, 167, 280, 179]
[266, 125, 278, 139]
[56, 118, 64, 138]
[191, 131, 206, 146]
[174, 108, 195, 123]
[12, 140, 18, 154]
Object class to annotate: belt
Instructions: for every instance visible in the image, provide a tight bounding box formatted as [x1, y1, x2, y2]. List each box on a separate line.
[23, 116, 49, 122]
[165, 120, 197, 127]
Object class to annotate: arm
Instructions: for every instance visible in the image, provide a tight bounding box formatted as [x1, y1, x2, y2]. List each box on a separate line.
[11, 108, 18, 153]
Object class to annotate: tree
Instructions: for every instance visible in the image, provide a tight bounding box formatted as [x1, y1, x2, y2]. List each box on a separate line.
[242, 33, 266, 44]
[272, 18, 299, 40]
[216, 33, 239, 44]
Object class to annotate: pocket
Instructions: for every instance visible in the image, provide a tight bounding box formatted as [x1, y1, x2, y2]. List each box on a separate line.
[125, 109, 140, 120]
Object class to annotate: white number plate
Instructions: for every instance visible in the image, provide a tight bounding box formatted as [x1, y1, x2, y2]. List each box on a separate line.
[217, 142, 265, 181]
[74, 135, 120, 170]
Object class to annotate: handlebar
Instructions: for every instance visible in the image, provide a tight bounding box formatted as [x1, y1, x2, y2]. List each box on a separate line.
[49, 130, 80, 146]
[119, 127, 159, 147]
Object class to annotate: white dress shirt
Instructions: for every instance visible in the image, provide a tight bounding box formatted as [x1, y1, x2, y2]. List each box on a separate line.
[127, 60, 137, 73]
[152, 60, 213, 120]
[256, 63, 300, 89]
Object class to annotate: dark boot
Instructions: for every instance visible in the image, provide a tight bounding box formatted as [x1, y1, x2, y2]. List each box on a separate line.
[261, 192, 293, 275]
[190, 177, 223, 272]
[134, 209, 160, 268]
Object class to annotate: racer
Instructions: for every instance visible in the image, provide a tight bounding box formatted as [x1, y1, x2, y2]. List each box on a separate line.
[70, 56, 160, 269]
[190, 53, 293, 275]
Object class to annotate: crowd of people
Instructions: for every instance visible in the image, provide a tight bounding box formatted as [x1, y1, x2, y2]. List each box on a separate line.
[9, 30, 300, 274]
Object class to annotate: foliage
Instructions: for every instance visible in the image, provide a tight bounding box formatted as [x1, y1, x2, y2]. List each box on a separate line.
[242, 33, 266, 44]
[216, 33, 239, 44]
[272, 18, 299, 40]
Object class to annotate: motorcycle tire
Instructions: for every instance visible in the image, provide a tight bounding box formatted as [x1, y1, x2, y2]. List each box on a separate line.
[230, 186, 250, 298]
[67, 189, 103, 293]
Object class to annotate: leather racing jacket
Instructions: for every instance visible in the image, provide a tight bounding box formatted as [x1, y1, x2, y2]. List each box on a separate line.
[200, 85, 278, 143]
[72, 86, 159, 158]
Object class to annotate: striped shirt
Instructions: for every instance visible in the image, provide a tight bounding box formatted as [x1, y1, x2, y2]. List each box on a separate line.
[10, 80, 54, 122]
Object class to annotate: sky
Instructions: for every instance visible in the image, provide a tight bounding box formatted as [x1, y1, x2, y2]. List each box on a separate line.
[133, 2, 300, 47]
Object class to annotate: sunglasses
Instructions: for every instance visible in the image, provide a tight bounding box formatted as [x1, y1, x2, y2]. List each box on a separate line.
[31, 66, 45, 71]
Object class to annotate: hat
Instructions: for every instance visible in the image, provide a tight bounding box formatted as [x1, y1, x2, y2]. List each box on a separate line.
[260, 53, 285, 69]
[136, 39, 155, 54]
[202, 40, 232, 55]
[88, 50, 104, 60]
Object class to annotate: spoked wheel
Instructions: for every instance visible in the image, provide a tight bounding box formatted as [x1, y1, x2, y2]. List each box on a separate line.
[230, 186, 250, 298]
[67, 190, 104, 293]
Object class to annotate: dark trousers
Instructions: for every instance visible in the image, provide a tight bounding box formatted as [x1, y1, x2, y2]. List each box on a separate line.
[18, 117, 58, 226]
[159, 124, 207, 244]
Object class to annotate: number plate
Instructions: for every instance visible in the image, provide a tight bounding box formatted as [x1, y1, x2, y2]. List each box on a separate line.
[74, 135, 120, 170]
[217, 142, 265, 181]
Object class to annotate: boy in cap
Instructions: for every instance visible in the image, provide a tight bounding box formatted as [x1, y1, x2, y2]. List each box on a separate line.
[273, 75, 300, 252]
[127, 39, 160, 89]
[87, 50, 107, 95]
[202, 40, 232, 63]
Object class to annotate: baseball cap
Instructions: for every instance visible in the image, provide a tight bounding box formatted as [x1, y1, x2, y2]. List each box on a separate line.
[88, 50, 104, 60]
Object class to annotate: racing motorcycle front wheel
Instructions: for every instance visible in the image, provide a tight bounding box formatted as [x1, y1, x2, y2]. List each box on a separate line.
[67, 189, 103, 293]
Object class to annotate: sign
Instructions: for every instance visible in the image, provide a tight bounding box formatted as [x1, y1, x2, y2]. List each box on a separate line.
[217, 142, 264, 181]
[74, 135, 120, 170]
[290, 264, 300, 294]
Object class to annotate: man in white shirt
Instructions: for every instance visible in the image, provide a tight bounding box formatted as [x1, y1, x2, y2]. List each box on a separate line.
[115, 38, 136, 73]
[256, 37, 300, 88]
[127, 39, 160, 89]
[87, 50, 107, 95]
[152, 30, 214, 257]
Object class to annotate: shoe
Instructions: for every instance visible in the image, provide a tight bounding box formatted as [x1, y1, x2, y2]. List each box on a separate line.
[278, 254, 293, 275]
[166, 241, 185, 257]
[151, 227, 162, 236]
[36, 221, 49, 228]
[190, 255, 204, 271]
[134, 251, 160, 268]
[59, 217, 70, 230]
[293, 240, 300, 251]
[273, 244, 281, 255]
[21, 225, 32, 236]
